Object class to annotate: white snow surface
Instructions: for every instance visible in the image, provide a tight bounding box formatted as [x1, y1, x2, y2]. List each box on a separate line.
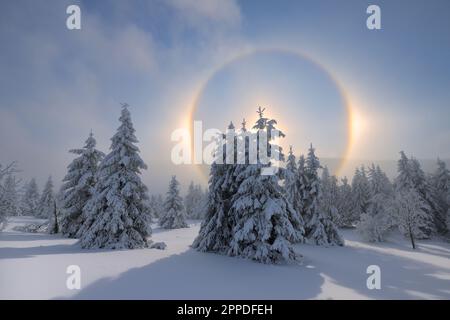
[1, 216, 449, 300]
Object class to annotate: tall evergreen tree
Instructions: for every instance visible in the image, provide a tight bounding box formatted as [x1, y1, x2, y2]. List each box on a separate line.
[430, 159, 449, 233]
[284, 146, 299, 211]
[336, 177, 353, 227]
[194, 109, 305, 263]
[395, 152, 435, 237]
[191, 186, 208, 219]
[227, 108, 304, 263]
[192, 122, 239, 253]
[351, 166, 371, 223]
[392, 189, 431, 249]
[37, 176, 54, 219]
[303, 145, 343, 246]
[0, 162, 18, 229]
[160, 176, 188, 229]
[1, 175, 20, 217]
[21, 178, 40, 216]
[149, 194, 164, 219]
[320, 166, 340, 224]
[358, 164, 394, 242]
[59, 132, 104, 238]
[78, 105, 151, 249]
[184, 182, 204, 219]
[184, 181, 197, 218]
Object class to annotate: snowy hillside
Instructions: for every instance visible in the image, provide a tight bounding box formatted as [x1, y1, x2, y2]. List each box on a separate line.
[1, 216, 449, 300]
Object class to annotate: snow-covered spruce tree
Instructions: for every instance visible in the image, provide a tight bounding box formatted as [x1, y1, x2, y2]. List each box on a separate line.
[37, 176, 54, 219]
[149, 194, 164, 219]
[357, 195, 393, 242]
[296, 154, 308, 217]
[1, 175, 20, 217]
[192, 122, 239, 253]
[184, 182, 204, 219]
[430, 159, 450, 233]
[368, 164, 393, 196]
[357, 164, 394, 242]
[336, 177, 353, 227]
[78, 105, 151, 249]
[21, 178, 40, 216]
[191, 186, 208, 219]
[391, 189, 431, 249]
[59, 132, 104, 238]
[320, 166, 340, 224]
[394, 152, 435, 237]
[184, 181, 196, 217]
[284, 146, 297, 203]
[410, 157, 442, 234]
[350, 166, 371, 224]
[0, 163, 19, 229]
[303, 144, 343, 246]
[227, 108, 305, 263]
[159, 176, 188, 229]
[284, 146, 303, 218]
[284, 147, 307, 229]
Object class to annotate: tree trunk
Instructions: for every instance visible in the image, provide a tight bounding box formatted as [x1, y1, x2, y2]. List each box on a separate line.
[53, 201, 59, 234]
[408, 225, 416, 249]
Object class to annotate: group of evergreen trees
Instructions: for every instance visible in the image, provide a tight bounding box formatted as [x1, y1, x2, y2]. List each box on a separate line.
[57, 106, 197, 247]
[0, 160, 57, 227]
[329, 152, 450, 249]
[59, 105, 152, 249]
[193, 108, 342, 264]
[1, 105, 449, 260]
[184, 181, 207, 220]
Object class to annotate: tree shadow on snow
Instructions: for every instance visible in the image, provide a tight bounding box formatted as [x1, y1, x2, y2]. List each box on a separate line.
[296, 242, 450, 299]
[67, 248, 325, 300]
[0, 231, 63, 242]
[0, 231, 115, 259]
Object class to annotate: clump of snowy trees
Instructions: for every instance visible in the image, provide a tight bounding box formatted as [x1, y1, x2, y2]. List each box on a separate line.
[0, 162, 19, 229]
[77, 105, 152, 249]
[184, 181, 207, 220]
[149, 194, 164, 219]
[59, 132, 104, 238]
[352, 152, 450, 249]
[0, 105, 154, 247]
[2, 105, 449, 255]
[389, 152, 448, 248]
[159, 176, 188, 229]
[194, 107, 344, 264]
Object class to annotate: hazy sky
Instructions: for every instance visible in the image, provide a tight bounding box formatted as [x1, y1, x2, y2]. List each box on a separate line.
[0, 0, 449, 193]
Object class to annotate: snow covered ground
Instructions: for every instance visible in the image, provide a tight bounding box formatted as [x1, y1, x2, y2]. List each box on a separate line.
[1, 216, 449, 300]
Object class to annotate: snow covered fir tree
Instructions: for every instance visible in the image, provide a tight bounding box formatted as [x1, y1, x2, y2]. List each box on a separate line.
[194, 108, 305, 264]
[302, 144, 344, 246]
[392, 189, 431, 249]
[356, 164, 394, 242]
[160, 176, 188, 229]
[77, 104, 152, 249]
[0, 162, 19, 229]
[21, 178, 40, 217]
[184, 181, 206, 219]
[149, 194, 164, 219]
[1, 174, 20, 217]
[37, 176, 54, 219]
[59, 132, 104, 238]
[394, 151, 436, 238]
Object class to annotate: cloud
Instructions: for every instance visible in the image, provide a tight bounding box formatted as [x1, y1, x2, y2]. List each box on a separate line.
[0, 0, 246, 193]
[166, 0, 241, 26]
